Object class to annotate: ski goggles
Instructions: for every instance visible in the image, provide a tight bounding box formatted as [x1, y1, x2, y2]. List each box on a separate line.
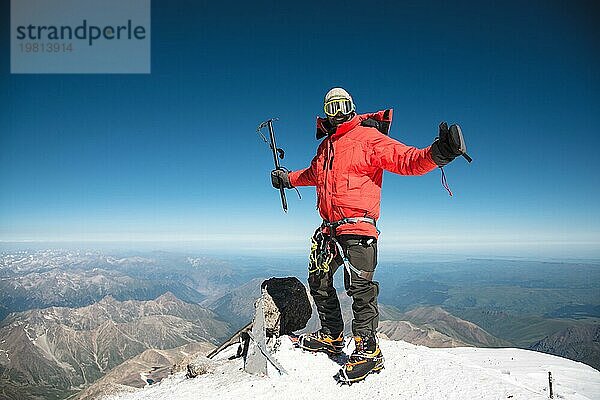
[324, 98, 355, 117]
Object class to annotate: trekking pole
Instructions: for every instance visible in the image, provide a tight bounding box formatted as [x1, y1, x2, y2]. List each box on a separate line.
[257, 118, 288, 212]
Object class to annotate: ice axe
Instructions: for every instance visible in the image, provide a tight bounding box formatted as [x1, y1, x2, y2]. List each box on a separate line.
[257, 118, 288, 212]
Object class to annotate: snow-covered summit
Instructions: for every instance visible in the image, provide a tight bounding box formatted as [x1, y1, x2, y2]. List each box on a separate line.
[107, 336, 600, 400]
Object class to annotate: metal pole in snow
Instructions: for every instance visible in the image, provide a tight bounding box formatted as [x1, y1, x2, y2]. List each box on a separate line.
[548, 371, 554, 399]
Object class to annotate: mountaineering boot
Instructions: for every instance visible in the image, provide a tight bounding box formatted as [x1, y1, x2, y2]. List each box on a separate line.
[335, 335, 384, 385]
[297, 331, 345, 355]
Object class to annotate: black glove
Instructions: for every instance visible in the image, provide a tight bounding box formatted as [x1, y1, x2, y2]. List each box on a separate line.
[271, 169, 293, 189]
[430, 122, 467, 167]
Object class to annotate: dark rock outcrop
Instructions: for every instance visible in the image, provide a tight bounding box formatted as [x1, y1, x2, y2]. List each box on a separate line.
[261, 277, 311, 336]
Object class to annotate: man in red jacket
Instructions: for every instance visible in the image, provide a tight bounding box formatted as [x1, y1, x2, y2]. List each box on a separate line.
[271, 87, 466, 383]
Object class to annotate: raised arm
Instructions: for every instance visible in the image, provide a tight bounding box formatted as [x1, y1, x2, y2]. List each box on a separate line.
[368, 133, 437, 176]
[288, 153, 318, 187]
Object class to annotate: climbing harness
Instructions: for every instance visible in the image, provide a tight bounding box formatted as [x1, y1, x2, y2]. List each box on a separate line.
[308, 217, 377, 284]
[308, 228, 336, 275]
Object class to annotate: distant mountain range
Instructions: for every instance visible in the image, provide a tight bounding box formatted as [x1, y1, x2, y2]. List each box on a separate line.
[379, 306, 510, 348]
[0, 267, 206, 321]
[0, 250, 268, 321]
[0, 293, 231, 400]
[529, 324, 600, 371]
[379, 320, 469, 347]
[0, 251, 212, 321]
[207, 278, 263, 329]
[398, 306, 510, 347]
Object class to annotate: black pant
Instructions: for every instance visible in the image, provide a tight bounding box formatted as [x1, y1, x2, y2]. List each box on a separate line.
[308, 235, 379, 338]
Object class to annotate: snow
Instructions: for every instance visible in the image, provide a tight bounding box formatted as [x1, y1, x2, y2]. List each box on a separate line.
[23, 324, 35, 342]
[437, 347, 600, 400]
[106, 337, 600, 400]
[140, 372, 151, 387]
[0, 349, 10, 362]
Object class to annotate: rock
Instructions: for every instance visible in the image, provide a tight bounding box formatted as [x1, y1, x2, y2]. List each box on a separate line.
[262, 290, 282, 336]
[186, 356, 214, 378]
[261, 277, 311, 336]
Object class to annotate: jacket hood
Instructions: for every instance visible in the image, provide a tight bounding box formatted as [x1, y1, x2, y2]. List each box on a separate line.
[316, 109, 393, 140]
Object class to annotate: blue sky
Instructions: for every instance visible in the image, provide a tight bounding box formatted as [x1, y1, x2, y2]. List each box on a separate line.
[1, 0, 599, 257]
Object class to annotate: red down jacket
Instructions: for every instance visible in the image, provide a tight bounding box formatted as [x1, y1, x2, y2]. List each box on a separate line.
[288, 110, 437, 238]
